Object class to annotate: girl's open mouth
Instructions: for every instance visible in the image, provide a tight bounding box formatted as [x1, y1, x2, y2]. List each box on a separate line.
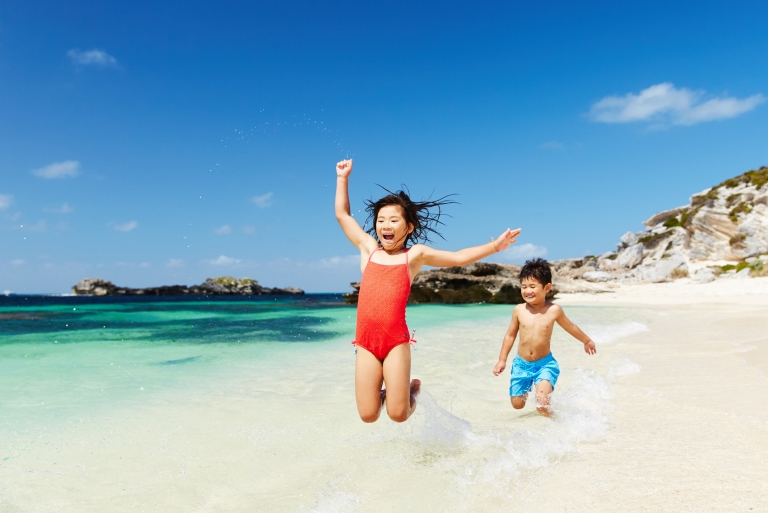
[382, 234, 395, 241]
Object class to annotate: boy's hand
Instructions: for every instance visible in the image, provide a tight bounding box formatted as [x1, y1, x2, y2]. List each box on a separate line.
[336, 159, 353, 178]
[493, 360, 506, 376]
[584, 340, 596, 355]
[494, 228, 521, 252]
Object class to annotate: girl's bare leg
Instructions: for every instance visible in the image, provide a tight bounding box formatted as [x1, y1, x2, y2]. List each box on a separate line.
[355, 346, 384, 423]
[534, 380, 553, 418]
[382, 343, 420, 423]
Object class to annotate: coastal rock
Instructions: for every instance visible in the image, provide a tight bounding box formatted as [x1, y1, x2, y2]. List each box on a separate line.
[617, 243, 644, 269]
[596, 166, 768, 284]
[692, 268, 717, 283]
[72, 276, 304, 296]
[583, 271, 612, 282]
[344, 262, 559, 305]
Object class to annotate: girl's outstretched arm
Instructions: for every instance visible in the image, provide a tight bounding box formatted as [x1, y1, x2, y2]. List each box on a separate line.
[414, 228, 521, 268]
[335, 160, 377, 252]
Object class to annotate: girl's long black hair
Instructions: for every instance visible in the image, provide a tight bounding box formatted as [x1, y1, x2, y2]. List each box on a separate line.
[364, 186, 457, 247]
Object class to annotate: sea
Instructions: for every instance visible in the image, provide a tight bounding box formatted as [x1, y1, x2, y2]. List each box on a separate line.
[0, 294, 650, 512]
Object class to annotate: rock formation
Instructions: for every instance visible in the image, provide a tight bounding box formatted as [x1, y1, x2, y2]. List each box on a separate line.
[344, 262, 558, 304]
[72, 277, 304, 296]
[592, 166, 768, 283]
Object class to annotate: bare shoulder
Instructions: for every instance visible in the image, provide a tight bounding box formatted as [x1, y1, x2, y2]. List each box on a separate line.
[408, 244, 428, 258]
[546, 302, 564, 316]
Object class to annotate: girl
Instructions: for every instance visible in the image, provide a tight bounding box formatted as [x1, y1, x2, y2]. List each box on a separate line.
[335, 159, 520, 423]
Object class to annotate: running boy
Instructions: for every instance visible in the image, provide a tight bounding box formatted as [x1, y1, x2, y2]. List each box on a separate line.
[492, 258, 596, 417]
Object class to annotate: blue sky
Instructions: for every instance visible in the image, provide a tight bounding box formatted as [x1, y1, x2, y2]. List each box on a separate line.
[2, 1, 767, 293]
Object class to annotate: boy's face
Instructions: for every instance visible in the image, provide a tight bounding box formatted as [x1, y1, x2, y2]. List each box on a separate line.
[520, 276, 551, 305]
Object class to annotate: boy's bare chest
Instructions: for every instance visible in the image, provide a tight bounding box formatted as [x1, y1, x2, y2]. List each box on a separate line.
[518, 312, 555, 334]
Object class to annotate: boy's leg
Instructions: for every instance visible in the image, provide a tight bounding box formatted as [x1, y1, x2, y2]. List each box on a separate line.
[511, 394, 527, 409]
[534, 380, 553, 418]
[382, 343, 420, 423]
[355, 346, 385, 423]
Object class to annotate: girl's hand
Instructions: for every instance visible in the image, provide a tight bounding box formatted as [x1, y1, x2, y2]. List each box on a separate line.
[493, 228, 521, 252]
[336, 159, 353, 178]
[493, 360, 506, 376]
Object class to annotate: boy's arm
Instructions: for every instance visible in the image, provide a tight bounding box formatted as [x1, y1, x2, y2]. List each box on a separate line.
[493, 308, 520, 375]
[334, 160, 377, 252]
[418, 228, 521, 268]
[554, 306, 597, 355]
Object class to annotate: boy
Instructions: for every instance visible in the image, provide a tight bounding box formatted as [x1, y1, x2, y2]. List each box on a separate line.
[493, 258, 596, 417]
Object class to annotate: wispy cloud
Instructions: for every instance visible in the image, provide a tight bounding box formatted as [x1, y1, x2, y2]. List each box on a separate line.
[32, 161, 80, 179]
[0, 194, 12, 210]
[242, 226, 256, 234]
[167, 258, 185, 268]
[589, 83, 765, 126]
[213, 224, 232, 235]
[539, 141, 566, 150]
[113, 221, 137, 232]
[494, 243, 548, 263]
[19, 220, 47, 232]
[252, 192, 274, 208]
[317, 255, 359, 267]
[116, 261, 151, 268]
[204, 255, 241, 266]
[10, 259, 25, 265]
[45, 203, 73, 214]
[67, 49, 118, 67]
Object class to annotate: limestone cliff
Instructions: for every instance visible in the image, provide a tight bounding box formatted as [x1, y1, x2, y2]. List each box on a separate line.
[590, 166, 768, 283]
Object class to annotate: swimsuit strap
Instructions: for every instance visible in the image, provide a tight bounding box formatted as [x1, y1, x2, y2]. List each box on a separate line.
[366, 247, 382, 263]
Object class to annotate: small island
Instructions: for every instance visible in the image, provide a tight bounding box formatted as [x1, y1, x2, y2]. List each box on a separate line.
[72, 276, 304, 296]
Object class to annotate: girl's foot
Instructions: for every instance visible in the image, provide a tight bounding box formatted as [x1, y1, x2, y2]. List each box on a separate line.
[409, 379, 421, 408]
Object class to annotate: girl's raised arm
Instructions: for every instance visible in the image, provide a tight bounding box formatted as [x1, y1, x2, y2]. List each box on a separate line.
[335, 160, 377, 252]
[416, 228, 521, 268]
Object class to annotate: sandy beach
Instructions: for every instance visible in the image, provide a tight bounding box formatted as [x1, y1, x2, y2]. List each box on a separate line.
[2, 279, 767, 512]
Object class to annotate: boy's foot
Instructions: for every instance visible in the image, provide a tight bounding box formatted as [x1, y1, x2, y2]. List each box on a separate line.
[409, 379, 421, 408]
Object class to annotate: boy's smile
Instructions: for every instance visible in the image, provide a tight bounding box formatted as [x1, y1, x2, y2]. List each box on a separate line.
[520, 277, 551, 306]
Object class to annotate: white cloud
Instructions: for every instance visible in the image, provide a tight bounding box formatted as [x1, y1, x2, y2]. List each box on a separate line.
[204, 255, 242, 266]
[589, 83, 765, 126]
[45, 203, 73, 214]
[113, 221, 137, 232]
[167, 258, 185, 268]
[540, 141, 565, 150]
[317, 255, 359, 267]
[252, 192, 274, 208]
[242, 226, 256, 234]
[67, 49, 118, 67]
[32, 160, 80, 179]
[495, 243, 548, 263]
[10, 259, 24, 265]
[0, 194, 12, 210]
[213, 224, 232, 235]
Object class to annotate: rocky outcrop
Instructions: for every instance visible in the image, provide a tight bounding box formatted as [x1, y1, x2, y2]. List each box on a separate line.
[72, 277, 304, 296]
[344, 262, 559, 304]
[593, 166, 768, 283]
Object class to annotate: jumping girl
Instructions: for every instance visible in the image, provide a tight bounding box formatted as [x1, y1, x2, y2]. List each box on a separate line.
[335, 159, 521, 423]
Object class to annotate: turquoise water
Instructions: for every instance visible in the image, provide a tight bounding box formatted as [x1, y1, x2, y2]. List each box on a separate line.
[0, 295, 516, 422]
[0, 294, 652, 512]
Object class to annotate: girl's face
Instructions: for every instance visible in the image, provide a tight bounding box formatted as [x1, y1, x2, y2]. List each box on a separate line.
[376, 205, 413, 251]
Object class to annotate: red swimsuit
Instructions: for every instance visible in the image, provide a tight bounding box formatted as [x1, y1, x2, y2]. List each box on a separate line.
[352, 248, 415, 361]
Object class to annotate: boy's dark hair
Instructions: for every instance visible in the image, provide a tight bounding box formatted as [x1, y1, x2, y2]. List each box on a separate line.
[519, 258, 552, 285]
[364, 186, 456, 247]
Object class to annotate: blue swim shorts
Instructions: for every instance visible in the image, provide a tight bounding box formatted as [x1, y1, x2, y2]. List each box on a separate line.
[509, 353, 560, 397]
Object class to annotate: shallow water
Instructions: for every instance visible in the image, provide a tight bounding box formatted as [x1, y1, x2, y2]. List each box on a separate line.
[0, 295, 651, 512]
